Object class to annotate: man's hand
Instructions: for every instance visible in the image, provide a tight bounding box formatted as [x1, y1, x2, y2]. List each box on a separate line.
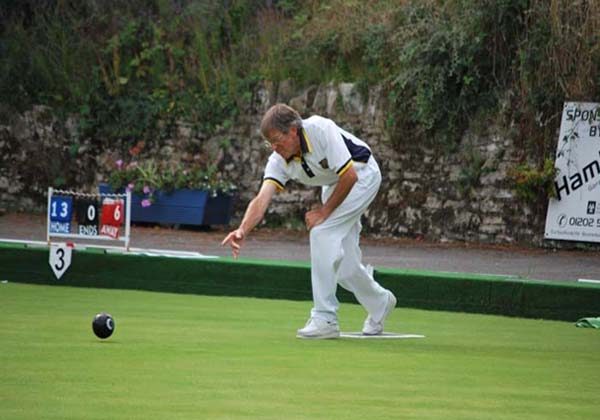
[221, 228, 246, 258]
[305, 165, 358, 231]
[220, 181, 276, 258]
[305, 207, 329, 230]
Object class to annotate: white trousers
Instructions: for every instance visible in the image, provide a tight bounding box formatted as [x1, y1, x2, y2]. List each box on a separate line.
[309, 157, 390, 323]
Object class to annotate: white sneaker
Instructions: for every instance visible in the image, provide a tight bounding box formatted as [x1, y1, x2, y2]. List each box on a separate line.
[296, 317, 340, 339]
[362, 291, 397, 335]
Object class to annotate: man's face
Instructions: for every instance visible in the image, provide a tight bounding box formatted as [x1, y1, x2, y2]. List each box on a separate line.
[265, 127, 299, 160]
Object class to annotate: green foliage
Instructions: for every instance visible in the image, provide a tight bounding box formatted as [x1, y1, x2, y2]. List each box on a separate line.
[0, 1, 97, 118]
[508, 158, 558, 203]
[1, 1, 255, 140]
[284, 0, 402, 84]
[457, 148, 493, 196]
[511, 0, 600, 157]
[80, 12, 241, 146]
[387, 0, 527, 144]
[1, 0, 598, 169]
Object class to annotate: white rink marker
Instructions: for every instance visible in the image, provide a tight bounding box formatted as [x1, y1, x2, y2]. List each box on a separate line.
[577, 278, 600, 284]
[340, 332, 425, 339]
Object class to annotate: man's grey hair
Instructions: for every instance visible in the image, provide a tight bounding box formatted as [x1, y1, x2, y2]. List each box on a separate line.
[260, 103, 303, 138]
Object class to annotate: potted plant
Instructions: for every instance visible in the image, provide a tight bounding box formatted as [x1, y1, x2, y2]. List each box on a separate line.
[100, 143, 236, 226]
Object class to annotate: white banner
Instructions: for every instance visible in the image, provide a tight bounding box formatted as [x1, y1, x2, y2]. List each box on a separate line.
[545, 102, 600, 242]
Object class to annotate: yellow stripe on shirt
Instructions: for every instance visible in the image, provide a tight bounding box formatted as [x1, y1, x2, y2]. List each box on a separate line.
[302, 129, 313, 154]
[336, 159, 353, 176]
[264, 177, 285, 191]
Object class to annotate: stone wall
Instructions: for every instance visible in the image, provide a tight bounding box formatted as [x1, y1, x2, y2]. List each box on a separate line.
[0, 82, 550, 245]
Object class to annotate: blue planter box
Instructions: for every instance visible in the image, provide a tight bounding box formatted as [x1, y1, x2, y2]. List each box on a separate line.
[98, 184, 234, 226]
[203, 193, 236, 225]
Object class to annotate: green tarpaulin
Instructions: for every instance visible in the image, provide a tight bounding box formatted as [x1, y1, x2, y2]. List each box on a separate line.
[575, 317, 600, 328]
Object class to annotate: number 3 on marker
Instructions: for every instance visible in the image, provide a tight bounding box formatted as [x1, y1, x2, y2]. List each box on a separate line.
[54, 247, 65, 270]
[49, 243, 72, 280]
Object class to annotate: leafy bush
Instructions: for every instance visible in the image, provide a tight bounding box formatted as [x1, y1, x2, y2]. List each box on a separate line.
[386, 0, 527, 144]
[0, 1, 97, 119]
[80, 12, 241, 146]
[508, 158, 558, 203]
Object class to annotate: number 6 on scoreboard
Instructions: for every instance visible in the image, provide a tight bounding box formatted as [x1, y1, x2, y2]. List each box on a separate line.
[113, 204, 121, 221]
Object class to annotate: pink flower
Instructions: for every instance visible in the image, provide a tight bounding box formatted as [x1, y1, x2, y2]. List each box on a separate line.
[143, 185, 151, 194]
[141, 199, 151, 207]
[126, 183, 134, 192]
[116, 159, 123, 169]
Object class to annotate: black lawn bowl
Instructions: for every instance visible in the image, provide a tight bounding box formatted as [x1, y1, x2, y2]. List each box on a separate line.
[92, 312, 115, 339]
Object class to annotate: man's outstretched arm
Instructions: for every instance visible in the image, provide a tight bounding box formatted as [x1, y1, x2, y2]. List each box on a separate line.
[221, 181, 278, 258]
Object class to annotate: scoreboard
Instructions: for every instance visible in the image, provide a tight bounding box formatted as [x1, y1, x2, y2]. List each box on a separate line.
[47, 188, 131, 248]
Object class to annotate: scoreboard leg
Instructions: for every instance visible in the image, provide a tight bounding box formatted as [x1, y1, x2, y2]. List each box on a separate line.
[46, 187, 53, 244]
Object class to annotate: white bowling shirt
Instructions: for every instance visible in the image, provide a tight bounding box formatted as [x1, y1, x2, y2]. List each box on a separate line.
[263, 116, 373, 190]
